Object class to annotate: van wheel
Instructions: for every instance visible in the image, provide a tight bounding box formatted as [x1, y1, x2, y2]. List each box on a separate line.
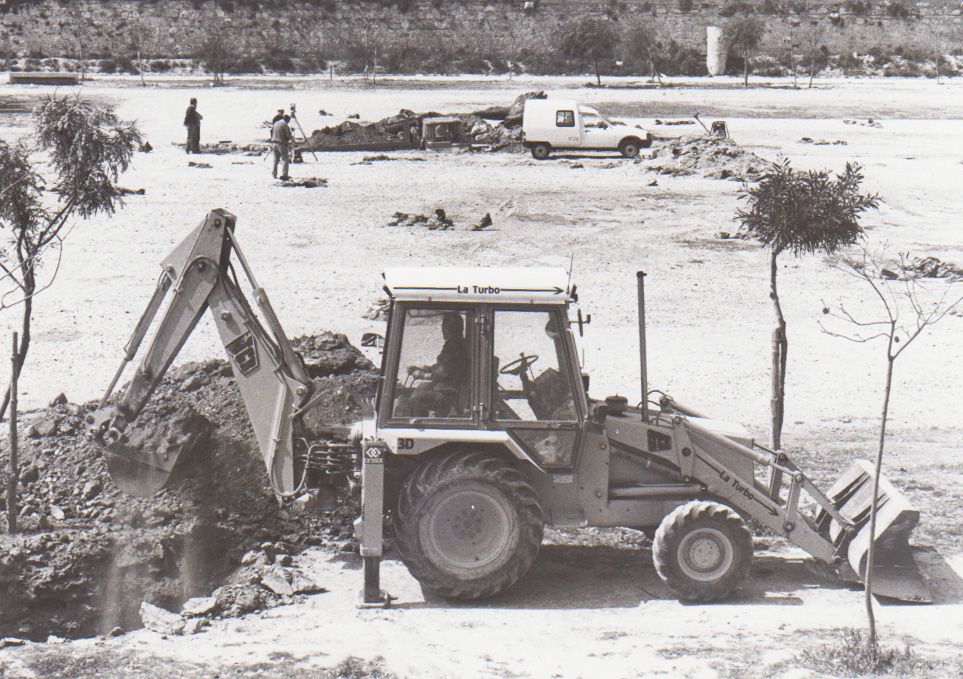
[619, 139, 641, 158]
[530, 143, 551, 160]
[652, 501, 753, 602]
[396, 451, 543, 600]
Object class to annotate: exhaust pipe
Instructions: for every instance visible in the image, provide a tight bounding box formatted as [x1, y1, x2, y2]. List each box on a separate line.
[637, 271, 648, 422]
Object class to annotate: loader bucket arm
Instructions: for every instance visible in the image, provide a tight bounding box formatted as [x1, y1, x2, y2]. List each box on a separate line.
[665, 415, 929, 602]
[86, 210, 315, 499]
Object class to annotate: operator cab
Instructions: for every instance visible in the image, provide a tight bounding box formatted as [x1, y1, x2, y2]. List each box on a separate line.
[379, 267, 588, 468]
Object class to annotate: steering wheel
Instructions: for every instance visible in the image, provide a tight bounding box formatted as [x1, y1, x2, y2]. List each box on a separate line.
[499, 353, 539, 376]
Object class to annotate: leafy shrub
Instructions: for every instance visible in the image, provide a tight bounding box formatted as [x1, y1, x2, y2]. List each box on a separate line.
[678, 0, 694, 12]
[98, 58, 117, 73]
[149, 59, 173, 72]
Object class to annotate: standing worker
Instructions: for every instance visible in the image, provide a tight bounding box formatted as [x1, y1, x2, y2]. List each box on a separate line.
[184, 97, 202, 154]
[271, 113, 294, 180]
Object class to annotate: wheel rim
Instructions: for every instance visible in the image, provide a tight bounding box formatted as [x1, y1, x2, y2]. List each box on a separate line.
[425, 488, 513, 570]
[624, 144, 638, 157]
[534, 145, 548, 158]
[678, 527, 733, 582]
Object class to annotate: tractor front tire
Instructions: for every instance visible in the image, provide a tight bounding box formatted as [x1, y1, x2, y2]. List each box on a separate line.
[396, 451, 543, 600]
[653, 501, 753, 602]
[530, 143, 551, 160]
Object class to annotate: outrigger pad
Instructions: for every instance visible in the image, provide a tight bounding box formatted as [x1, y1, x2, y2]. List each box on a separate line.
[820, 459, 930, 603]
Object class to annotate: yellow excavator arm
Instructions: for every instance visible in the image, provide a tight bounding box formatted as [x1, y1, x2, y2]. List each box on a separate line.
[86, 210, 331, 500]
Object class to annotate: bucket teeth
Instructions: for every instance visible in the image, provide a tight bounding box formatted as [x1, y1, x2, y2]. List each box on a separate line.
[816, 459, 929, 602]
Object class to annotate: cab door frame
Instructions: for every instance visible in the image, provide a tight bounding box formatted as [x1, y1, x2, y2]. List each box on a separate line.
[377, 301, 484, 430]
[480, 304, 589, 469]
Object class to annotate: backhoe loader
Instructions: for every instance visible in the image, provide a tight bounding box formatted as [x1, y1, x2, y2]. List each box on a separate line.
[87, 210, 929, 605]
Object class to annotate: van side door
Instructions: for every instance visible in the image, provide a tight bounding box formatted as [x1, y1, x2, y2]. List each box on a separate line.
[554, 108, 581, 147]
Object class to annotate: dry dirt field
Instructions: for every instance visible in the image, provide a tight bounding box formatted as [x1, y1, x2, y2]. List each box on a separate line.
[0, 75, 961, 678]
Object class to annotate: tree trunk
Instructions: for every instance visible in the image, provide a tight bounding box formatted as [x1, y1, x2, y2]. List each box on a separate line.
[808, 42, 816, 89]
[6, 332, 19, 534]
[769, 250, 787, 450]
[743, 49, 749, 87]
[595, 58, 601, 86]
[864, 350, 895, 655]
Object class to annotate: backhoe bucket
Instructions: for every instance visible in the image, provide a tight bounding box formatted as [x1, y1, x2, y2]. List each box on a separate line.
[818, 459, 930, 602]
[90, 406, 210, 497]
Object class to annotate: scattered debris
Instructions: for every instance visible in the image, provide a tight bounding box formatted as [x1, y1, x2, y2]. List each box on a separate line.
[800, 137, 848, 145]
[276, 177, 328, 188]
[843, 119, 883, 128]
[188, 161, 212, 169]
[655, 119, 694, 126]
[347, 113, 360, 119]
[318, 109, 331, 116]
[646, 179, 659, 187]
[472, 213, 493, 231]
[647, 136, 772, 182]
[118, 187, 146, 195]
[138, 141, 153, 153]
[178, 141, 267, 155]
[569, 162, 584, 169]
[363, 298, 391, 321]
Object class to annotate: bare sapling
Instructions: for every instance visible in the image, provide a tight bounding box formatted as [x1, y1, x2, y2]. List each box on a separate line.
[820, 247, 962, 655]
[735, 160, 879, 451]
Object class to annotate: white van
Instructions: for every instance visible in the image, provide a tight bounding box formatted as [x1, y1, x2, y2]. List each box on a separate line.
[522, 98, 652, 160]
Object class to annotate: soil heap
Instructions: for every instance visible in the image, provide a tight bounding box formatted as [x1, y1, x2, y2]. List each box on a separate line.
[647, 136, 772, 182]
[0, 332, 376, 641]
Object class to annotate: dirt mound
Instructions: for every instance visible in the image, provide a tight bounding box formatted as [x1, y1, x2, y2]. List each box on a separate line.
[0, 332, 374, 641]
[647, 136, 772, 182]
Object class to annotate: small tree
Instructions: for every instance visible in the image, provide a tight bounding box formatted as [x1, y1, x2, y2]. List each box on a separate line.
[621, 19, 664, 83]
[726, 16, 766, 87]
[559, 17, 619, 86]
[0, 97, 141, 527]
[735, 160, 879, 451]
[194, 26, 236, 85]
[820, 248, 961, 655]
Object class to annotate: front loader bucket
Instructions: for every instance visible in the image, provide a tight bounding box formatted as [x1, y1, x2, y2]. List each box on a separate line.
[818, 459, 930, 603]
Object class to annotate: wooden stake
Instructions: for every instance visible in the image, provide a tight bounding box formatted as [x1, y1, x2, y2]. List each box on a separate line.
[7, 332, 19, 534]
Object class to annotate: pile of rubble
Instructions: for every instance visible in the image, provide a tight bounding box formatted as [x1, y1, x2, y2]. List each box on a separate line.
[904, 255, 963, 281]
[647, 136, 772, 182]
[300, 92, 541, 154]
[0, 332, 374, 641]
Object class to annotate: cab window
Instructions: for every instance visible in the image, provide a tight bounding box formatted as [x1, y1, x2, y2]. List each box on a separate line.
[391, 308, 474, 419]
[493, 310, 576, 422]
[555, 110, 575, 128]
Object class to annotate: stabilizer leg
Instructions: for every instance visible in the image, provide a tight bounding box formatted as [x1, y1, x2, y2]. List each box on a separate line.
[357, 443, 389, 607]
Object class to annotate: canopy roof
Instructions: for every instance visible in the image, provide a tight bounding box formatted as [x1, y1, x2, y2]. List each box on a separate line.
[384, 267, 573, 304]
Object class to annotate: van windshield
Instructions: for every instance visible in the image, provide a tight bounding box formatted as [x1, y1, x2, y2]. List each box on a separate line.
[580, 107, 614, 126]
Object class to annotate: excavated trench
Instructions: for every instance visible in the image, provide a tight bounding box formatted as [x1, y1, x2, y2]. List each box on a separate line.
[0, 332, 374, 641]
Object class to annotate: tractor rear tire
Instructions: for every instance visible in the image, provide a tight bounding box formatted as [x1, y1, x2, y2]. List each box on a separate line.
[395, 451, 543, 600]
[530, 143, 551, 160]
[653, 500, 753, 602]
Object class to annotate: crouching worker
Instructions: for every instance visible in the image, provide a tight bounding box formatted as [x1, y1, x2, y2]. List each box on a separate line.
[271, 114, 294, 180]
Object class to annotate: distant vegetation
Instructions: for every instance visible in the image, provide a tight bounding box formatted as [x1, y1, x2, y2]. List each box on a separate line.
[0, 0, 959, 79]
